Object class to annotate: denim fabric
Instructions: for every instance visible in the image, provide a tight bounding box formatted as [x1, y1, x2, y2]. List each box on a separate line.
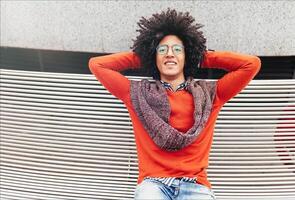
[134, 178, 216, 200]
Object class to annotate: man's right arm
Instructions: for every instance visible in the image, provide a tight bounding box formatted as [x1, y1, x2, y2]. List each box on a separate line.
[88, 51, 141, 102]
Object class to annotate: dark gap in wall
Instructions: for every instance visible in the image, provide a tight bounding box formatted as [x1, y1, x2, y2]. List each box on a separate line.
[1, 47, 294, 79]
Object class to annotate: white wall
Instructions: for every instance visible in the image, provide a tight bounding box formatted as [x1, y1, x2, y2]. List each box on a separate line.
[1, 0, 294, 56]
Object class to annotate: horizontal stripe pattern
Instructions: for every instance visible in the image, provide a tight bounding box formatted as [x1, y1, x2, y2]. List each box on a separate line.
[144, 177, 197, 187]
[1, 69, 294, 199]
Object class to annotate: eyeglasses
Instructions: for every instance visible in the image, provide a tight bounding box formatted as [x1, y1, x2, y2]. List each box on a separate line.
[156, 44, 184, 55]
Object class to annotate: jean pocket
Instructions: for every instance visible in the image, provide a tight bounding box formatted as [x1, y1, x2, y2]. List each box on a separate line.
[195, 184, 216, 199]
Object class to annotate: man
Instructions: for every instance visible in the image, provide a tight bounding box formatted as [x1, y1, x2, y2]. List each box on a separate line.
[89, 8, 260, 200]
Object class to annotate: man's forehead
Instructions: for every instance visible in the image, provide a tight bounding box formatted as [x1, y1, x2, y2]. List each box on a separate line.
[159, 35, 183, 45]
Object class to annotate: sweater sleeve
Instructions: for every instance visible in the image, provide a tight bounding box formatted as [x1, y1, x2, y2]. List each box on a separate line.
[88, 51, 141, 102]
[201, 51, 261, 105]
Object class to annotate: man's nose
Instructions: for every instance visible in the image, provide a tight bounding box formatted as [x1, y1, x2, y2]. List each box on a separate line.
[166, 47, 174, 57]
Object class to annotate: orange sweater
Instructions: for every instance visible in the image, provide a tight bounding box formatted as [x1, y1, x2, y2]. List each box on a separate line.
[89, 51, 261, 188]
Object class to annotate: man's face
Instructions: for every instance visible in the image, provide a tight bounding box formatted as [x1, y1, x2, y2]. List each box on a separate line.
[156, 35, 185, 81]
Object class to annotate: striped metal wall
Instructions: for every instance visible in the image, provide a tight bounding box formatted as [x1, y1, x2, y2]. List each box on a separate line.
[0, 69, 294, 199]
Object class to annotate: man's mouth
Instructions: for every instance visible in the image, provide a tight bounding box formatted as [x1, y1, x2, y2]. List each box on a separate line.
[164, 61, 177, 65]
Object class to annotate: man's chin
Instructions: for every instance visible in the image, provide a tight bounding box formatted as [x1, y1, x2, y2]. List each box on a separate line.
[160, 73, 182, 80]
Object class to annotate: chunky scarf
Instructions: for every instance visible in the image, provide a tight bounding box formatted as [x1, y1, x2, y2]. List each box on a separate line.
[130, 77, 217, 152]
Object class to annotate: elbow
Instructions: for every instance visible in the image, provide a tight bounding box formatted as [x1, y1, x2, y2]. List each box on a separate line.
[88, 57, 95, 70]
[88, 57, 102, 73]
[249, 55, 261, 74]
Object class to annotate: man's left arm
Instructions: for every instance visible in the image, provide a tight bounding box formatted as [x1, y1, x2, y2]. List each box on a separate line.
[201, 51, 261, 105]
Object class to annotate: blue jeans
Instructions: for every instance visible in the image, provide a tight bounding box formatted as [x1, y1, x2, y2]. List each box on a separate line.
[134, 178, 216, 200]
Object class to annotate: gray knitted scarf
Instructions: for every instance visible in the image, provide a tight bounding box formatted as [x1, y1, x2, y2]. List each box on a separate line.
[130, 77, 217, 152]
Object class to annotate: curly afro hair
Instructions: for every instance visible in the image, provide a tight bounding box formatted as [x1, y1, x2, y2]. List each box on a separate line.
[131, 8, 206, 80]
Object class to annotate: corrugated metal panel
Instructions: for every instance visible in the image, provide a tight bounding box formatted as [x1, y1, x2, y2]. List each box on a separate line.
[0, 69, 294, 199]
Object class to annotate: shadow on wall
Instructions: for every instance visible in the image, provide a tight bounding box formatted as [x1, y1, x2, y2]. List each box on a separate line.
[0, 47, 294, 79]
[274, 105, 295, 172]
